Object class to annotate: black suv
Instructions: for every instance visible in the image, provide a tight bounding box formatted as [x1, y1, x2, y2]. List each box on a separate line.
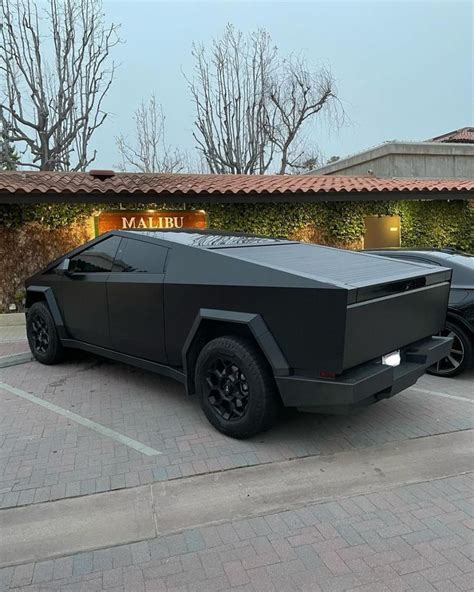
[366, 249, 474, 377]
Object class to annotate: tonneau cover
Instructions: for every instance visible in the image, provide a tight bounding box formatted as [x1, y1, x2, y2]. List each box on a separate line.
[215, 243, 450, 289]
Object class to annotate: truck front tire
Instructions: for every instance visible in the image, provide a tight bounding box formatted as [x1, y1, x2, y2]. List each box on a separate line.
[195, 335, 280, 439]
[26, 301, 64, 365]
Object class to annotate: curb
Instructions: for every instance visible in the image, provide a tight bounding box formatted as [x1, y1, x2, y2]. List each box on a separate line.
[0, 429, 471, 568]
[0, 352, 33, 368]
[0, 313, 26, 327]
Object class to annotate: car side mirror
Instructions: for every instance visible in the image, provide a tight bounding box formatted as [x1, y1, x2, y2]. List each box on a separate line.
[56, 258, 72, 276]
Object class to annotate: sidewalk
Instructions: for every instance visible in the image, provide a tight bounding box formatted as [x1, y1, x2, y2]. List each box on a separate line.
[0, 317, 31, 367]
[0, 472, 472, 591]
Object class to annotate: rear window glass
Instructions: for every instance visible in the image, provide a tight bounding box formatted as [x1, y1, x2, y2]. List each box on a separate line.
[113, 238, 168, 273]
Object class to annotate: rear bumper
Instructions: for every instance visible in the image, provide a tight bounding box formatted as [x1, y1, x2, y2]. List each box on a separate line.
[275, 336, 452, 413]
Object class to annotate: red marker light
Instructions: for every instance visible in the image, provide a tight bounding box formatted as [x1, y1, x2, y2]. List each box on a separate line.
[319, 371, 336, 379]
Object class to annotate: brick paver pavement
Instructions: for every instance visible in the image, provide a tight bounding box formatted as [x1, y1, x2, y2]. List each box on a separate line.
[1, 355, 473, 509]
[0, 473, 472, 592]
[0, 356, 473, 509]
[1, 326, 473, 591]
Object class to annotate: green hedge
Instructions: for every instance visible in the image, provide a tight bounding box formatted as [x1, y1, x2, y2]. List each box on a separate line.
[0, 203, 97, 228]
[203, 200, 473, 251]
[1, 199, 472, 251]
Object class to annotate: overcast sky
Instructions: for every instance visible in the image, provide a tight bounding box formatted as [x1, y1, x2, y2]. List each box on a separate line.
[93, 0, 473, 170]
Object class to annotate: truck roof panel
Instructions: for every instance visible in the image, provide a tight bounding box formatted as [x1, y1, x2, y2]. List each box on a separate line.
[124, 230, 293, 248]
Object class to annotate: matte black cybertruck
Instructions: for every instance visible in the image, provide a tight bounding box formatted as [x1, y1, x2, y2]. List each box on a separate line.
[25, 230, 452, 438]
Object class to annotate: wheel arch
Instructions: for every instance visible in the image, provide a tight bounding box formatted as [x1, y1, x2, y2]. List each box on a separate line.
[182, 309, 290, 396]
[446, 309, 474, 337]
[26, 286, 67, 340]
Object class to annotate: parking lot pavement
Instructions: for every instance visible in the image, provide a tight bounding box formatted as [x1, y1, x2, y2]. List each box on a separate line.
[0, 325, 29, 360]
[0, 472, 472, 592]
[0, 353, 473, 509]
[0, 351, 473, 591]
[412, 369, 474, 402]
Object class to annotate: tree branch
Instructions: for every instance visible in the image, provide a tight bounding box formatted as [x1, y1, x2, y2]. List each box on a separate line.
[115, 95, 186, 173]
[0, 0, 120, 170]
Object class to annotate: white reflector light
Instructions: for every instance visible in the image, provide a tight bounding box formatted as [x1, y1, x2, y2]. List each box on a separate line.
[382, 350, 401, 367]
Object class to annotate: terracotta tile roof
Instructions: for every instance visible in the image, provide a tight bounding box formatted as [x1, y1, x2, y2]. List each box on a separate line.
[0, 171, 473, 202]
[429, 127, 474, 143]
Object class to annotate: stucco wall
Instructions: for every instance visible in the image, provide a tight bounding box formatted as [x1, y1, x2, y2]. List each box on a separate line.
[320, 153, 473, 178]
[315, 142, 474, 178]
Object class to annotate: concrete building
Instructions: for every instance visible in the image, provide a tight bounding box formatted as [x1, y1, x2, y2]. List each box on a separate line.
[314, 127, 474, 179]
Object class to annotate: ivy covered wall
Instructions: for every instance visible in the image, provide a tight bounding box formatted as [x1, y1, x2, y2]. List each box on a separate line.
[0, 198, 472, 311]
[203, 200, 474, 251]
[1, 199, 472, 249]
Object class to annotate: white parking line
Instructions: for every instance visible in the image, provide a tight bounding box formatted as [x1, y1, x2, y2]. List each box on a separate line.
[0, 381, 162, 456]
[410, 386, 474, 404]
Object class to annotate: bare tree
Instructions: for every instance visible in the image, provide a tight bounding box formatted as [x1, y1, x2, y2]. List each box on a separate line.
[287, 152, 321, 174]
[188, 24, 277, 174]
[188, 25, 342, 175]
[268, 59, 342, 174]
[0, 0, 120, 171]
[116, 95, 185, 173]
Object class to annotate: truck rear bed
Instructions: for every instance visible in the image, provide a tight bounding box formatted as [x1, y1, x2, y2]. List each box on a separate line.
[218, 243, 451, 372]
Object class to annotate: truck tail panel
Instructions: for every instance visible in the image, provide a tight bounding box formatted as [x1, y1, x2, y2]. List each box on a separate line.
[343, 281, 450, 370]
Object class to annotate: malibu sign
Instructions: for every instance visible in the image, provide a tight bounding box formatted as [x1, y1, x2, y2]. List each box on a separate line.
[94, 210, 208, 235]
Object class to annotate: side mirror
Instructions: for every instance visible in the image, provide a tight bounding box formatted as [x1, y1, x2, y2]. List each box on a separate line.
[56, 258, 72, 276]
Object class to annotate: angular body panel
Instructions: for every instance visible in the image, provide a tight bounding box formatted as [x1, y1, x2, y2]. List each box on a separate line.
[164, 282, 348, 373]
[107, 273, 167, 363]
[50, 273, 111, 348]
[343, 282, 450, 369]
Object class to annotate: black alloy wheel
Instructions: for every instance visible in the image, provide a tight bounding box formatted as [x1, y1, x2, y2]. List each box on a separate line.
[205, 357, 250, 421]
[195, 335, 280, 439]
[30, 314, 50, 354]
[26, 301, 64, 365]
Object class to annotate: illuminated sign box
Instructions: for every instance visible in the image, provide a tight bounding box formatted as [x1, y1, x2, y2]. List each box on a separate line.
[94, 210, 208, 236]
[364, 215, 401, 248]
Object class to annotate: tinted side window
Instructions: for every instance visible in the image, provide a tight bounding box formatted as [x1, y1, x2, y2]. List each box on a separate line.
[113, 239, 168, 273]
[69, 236, 121, 273]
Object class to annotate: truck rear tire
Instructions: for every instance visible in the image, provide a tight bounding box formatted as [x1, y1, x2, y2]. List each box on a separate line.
[195, 335, 280, 439]
[26, 301, 64, 365]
